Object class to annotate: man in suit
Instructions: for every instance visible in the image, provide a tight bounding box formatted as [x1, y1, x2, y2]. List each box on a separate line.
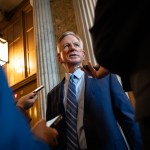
[0, 65, 58, 150]
[90, 0, 150, 149]
[46, 31, 143, 150]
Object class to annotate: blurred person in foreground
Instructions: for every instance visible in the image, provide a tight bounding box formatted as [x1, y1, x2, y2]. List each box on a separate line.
[90, 0, 150, 149]
[0, 65, 58, 150]
[46, 31, 143, 150]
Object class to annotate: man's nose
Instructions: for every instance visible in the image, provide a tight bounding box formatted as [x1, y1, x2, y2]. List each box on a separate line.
[69, 43, 75, 49]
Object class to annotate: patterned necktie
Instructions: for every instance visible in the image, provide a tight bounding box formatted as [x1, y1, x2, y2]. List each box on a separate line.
[66, 74, 80, 150]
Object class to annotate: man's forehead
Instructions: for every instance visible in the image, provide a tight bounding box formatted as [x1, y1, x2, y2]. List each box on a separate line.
[60, 35, 80, 44]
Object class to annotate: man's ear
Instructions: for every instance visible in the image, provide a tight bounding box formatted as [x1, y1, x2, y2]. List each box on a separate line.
[58, 53, 63, 64]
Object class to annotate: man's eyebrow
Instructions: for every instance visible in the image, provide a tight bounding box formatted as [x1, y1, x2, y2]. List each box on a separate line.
[63, 42, 69, 45]
[73, 41, 80, 44]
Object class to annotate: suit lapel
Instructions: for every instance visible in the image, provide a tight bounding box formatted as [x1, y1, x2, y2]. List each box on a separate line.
[84, 74, 93, 101]
[84, 74, 95, 122]
[57, 78, 65, 115]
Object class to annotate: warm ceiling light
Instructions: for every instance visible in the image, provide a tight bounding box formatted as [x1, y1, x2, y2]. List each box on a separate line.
[0, 37, 8, 66]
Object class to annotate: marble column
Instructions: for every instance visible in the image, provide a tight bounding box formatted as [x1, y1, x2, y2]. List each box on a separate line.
[72, 0, 97, 64]
[31, 0, 60, 118]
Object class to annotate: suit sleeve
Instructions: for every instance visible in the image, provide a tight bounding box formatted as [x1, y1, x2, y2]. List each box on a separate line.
[109, 74, 143, 149]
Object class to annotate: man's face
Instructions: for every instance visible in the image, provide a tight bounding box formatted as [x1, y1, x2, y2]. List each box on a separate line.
[58, 35, 85, 66]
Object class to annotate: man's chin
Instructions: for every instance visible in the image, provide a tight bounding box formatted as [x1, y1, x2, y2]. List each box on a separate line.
[70, 61, 81, 66]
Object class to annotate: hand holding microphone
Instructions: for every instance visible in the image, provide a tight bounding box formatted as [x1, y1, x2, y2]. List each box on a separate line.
[16, 85, 44, 110]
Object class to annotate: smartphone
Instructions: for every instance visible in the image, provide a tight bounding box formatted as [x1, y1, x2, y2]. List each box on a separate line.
[46, 115, 63, 128]
[83, 65, 99, 71]
[34, 85, 44, 93]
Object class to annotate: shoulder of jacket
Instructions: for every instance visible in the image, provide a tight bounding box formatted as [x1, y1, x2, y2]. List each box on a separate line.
[48, 78, 65, 94]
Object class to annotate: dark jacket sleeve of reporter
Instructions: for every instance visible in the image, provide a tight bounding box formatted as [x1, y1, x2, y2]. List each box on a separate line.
[90, 0, 149, 78]
[90, 0, 131, 74]
[0, 66, 50, 150]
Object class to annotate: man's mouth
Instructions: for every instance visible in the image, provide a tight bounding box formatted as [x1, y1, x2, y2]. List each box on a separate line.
[69, 54, 79, 57]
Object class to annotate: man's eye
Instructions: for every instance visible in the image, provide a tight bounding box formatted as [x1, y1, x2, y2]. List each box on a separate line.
[74, 43, 80, 47]
[64, 44, 69, 48]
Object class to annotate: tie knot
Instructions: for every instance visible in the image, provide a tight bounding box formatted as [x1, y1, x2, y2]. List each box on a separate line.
[70, 74, 76, 85]
[70, 74, 75, 80]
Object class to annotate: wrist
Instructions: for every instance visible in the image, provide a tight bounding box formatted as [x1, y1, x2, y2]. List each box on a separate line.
[16, 104, 32, 123]
[16, 100, 25, 109]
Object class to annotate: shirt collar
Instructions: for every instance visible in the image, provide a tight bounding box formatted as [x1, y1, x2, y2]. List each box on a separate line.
[65, 68, 84, 81]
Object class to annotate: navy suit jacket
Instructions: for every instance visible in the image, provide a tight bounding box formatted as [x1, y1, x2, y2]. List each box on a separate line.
[0, 66, 50, 150]
[46, 73, 143, 150]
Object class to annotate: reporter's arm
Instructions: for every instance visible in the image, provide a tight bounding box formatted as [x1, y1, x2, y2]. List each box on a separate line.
[0, 66, 51, 150]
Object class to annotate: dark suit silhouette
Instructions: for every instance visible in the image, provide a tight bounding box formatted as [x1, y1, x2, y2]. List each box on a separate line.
[46, 73, 143, 150]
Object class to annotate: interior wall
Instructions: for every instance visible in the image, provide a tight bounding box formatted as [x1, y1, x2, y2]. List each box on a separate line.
[0, 0, 38, 127]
